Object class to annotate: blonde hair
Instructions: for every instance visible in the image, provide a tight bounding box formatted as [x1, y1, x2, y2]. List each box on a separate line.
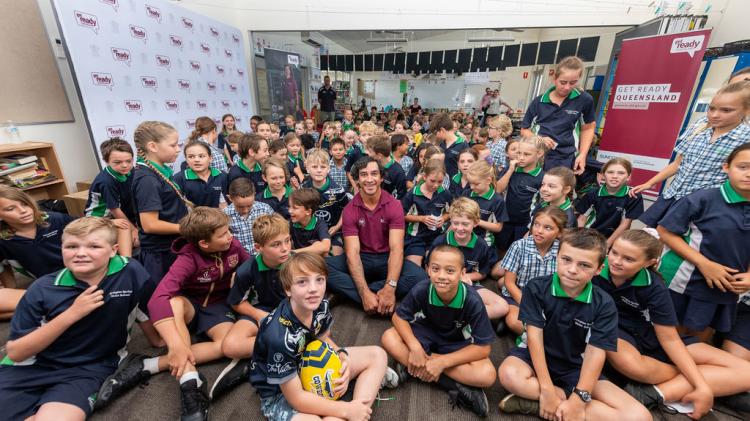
[279, 251, 328, 290]
[487, 115, 513, 139]
[717, 80, 750, 124]
[133, 121, 176, 157]
[0, 186, 47, 239]
[466, 160, 496, 183]
[261, 157, 290, 180]
[554, 56, 584, 78]
[63, 217, 117, 245]
[422, 159, 446, 177]
[189, 116, 217, 141]
[306, 149, 330, 166]
[252, 214, 290, 247]
[449, 197, 480, 222]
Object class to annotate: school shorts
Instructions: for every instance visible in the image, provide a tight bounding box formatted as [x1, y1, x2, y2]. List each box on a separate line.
[330, 232, 344, 249]
[543, 152, 576, 171]
[638, 195, 677, 228]
[618, 327, 699, 364]
[670, 290, 737, 333]
[411, 322, 472, 355]
[508, 346, 605, 396]
[0, 362, 114, 419]
[725, 302, 750, 351]
[260, 393, 298, 421]
[501, 293, 520, 307]
[494, 223, 529, 252]
[138, 249, 177, 285]
[403, 236, 427, 257]
[187, 300, 236, 337]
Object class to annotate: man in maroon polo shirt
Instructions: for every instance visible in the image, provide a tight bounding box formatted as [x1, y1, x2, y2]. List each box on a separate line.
[326, 157, 427, 315]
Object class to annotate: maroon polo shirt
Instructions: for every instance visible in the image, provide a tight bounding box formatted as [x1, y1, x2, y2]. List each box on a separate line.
[342, 190, 405, 254]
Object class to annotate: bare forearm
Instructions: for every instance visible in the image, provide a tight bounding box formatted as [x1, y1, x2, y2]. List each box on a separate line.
[504, 273, 523, 303]
[345, 252, 369, 295]
[655, 324, 709, 390]
[478, 220, 502, 233]
[386, 247, 404, 283]
[392, 315, 423, 351]
[576, 346, 605, 392]
[153, 318, 188, 349]
[607, 219, 632, 244]
[527, 326, 554, 389]
[6, 311, 77, 362]
[232, 302, 268, 321]
[657, 226, 709, 267]
[294, 239, 331, 256]
[436, 344, 490, 369]
[645, 158, 681, 187]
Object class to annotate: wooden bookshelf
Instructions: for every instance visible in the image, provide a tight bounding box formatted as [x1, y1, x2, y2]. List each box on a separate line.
[0, 142, 69, 199]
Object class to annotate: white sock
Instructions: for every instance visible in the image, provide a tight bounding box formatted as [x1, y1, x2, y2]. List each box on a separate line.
[142, 357, 160, 374]
[653, 385, 665, 400]
[180, 371, 202, 387]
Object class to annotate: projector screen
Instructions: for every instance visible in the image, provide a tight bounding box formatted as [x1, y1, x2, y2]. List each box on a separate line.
[53, 0, 252, 165]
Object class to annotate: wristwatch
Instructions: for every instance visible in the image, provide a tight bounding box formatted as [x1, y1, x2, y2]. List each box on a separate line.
[387, 279, 398, 288]
[572, 388, 592, 403]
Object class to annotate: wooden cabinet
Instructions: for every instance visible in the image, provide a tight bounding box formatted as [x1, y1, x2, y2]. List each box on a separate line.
[0, 142, 69, 199]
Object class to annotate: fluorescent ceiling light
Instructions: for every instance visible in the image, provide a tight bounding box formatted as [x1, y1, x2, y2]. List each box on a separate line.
[366, 38, 408, 43]
[468, 37, 514, 42]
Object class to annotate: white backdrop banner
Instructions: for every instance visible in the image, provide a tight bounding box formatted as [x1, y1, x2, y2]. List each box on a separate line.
[53, 0, 251, 164]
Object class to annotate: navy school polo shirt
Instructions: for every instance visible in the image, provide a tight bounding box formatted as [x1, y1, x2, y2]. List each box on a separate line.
[522, 87, 596, 156]
[2, 256, 151, 369]
[382, 156, 407, 199]
[301, 177, 349, 227]
[506, 166, 545, 225]
[593, 261, 677, 350]
[469, 186, 509, 246]
[576, 185, 644, 237]
[440, 133, 469, 178]
[132, 161, 189, 252]
[0, 211, 74, 279]
[519, 273, 618, 372]
[402, 182, 452, 245]
[429, 231, 498, 276]
[291, 216, 330, 250]
[256, 185, 293, 219]
[227, 160, 266, 194]
[287, 153, 307, 183]
[658, 181, 750, 305]
[172, 168, 228, 208]
[531, 197, 577, 228]
[250, 298, 333, 398]
[344, 145, 365, 173]
[85, 166, 136, 223]
[449, 172, 471, 199]
[228, 254, 284, 312]
[396, 281, 494, 347]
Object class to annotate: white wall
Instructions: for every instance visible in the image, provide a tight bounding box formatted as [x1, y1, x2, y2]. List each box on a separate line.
[704, 0, 750, 47]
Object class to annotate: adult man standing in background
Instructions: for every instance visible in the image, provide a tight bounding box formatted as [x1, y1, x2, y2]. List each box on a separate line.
[317, 75, 337, 122]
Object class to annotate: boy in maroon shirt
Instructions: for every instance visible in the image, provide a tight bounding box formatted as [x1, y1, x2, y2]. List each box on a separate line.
[96, 207, 249, 421]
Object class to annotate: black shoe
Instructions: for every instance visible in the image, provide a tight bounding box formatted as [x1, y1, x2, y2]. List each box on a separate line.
[716, 392, 750, 413]
[95, 353, 151, 410]
[498, 393, 540, 415]
[209, 358, 251, 400]
[624, 382, 664, 409]
[394, 363, 410, 384]
[448, 383, 489, 418]
[180, 373, 209, 421]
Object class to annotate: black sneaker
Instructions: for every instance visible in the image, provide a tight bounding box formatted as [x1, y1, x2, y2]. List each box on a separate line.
[716, 392, 750, 413]
[395, 363, 410, 384]
[209, 358, 251, 400]
[624, 382, 664, 409]
[448, 383, 489, 418]
[180, 373, 209, 421]
[95, 353, 151, 410]
[498, 393, 539, 415]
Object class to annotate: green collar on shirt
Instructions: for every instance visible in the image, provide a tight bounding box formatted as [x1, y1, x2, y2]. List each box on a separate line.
[446, 230, 477, 249]
[542, 197, 572, 211]
[550, 272, 593, 303]
[185, 168, 220, 180]
[237, 159, 261, 173]
[314, 178, 331, 192]
[288, 153, 303, 164]
[414, 182, 445, 196]
[137, 157, 173, 179]
[451, 172, 462, 183]
[470, 186, 495, 200]
[54, 255, 128, 287]
[720, 180, 749, 204]
[384, 155, 396, 169]
[599, 259, 651, 287]
[293, 215, 317, 231]
[256, 254, 281, 272]
[540, 85, 581, 103]
[105, 166, 130, 183]
[515, 166, 543, 177]
[598, 184, 629, 197]
[428, 282, 466, 308]
[263, 185, 293, 199]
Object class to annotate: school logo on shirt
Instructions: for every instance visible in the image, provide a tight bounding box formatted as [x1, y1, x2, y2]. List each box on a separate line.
[228, 254, 239, 268]
[564, 110, 580, 116]
[573, 318, 592, 329]
[109, 289, 133, 298]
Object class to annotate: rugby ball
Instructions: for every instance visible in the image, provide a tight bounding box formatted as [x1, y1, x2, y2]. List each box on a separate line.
[299, 340, 342, 400]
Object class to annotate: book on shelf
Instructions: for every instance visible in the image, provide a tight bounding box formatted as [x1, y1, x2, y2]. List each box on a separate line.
[0, 154, 38, 165]
[2, 166, 39, 181]
[2, 167, 57, 189]
[0, 161, 37, 177]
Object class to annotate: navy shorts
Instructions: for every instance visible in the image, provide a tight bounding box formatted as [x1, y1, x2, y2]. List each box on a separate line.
[330, 232, 344, 248]
[495, 223, 529, 252]
[411, 322, 471, 355]
[0, 363, 113, 419]
[187, 301, 236, 336]
[670, 290, 737, 333]
[618, 327, 699, 364]
[138, 249, 177, 285]
[404, 236, 427, 257]
[501, 293, 519, 307]
[508, 346, 604, 396]
[543, 152, 576, 171]
[725, 302, 750, 351]
[638, 195, 676, 228]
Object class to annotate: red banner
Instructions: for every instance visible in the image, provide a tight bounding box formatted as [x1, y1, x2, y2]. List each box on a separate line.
[597, 29, 711, 195]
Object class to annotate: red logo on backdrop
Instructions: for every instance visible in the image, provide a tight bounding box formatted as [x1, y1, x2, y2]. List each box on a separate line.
[186, 120, 196, 129]
[178, 79, 191, 91]
[190, 60, 201, 72]
[140, 76, 157, 90]
[221, 100, 230, 108]
[170, 35, 183, 49]
[196, 100, 207, 109]
[91, 72, 114, 90]
[207, 82, 217, 91]
[237, 68, 244, 77]
[155, 54, 171, 69]
[215, 65, 225, 75]
[232, 34, 240, 43]
[209, 27, 220, 37]
[74, 10, 99, 33]
[241, 100, 249, 108]
[129, 25, 147, 42]
[111, 47, 131, 65]
[145, 4, 161, 22]
[124, 100, 142, 114]
[165, 100, 179, 112]
[224, 49, 233, 58]
[99, 0, 119, 11]
[229, 83, 237, 92]
[181, 17, 193, 30]
[200, 42, 211, 54]
[106, 126, 126, 138]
